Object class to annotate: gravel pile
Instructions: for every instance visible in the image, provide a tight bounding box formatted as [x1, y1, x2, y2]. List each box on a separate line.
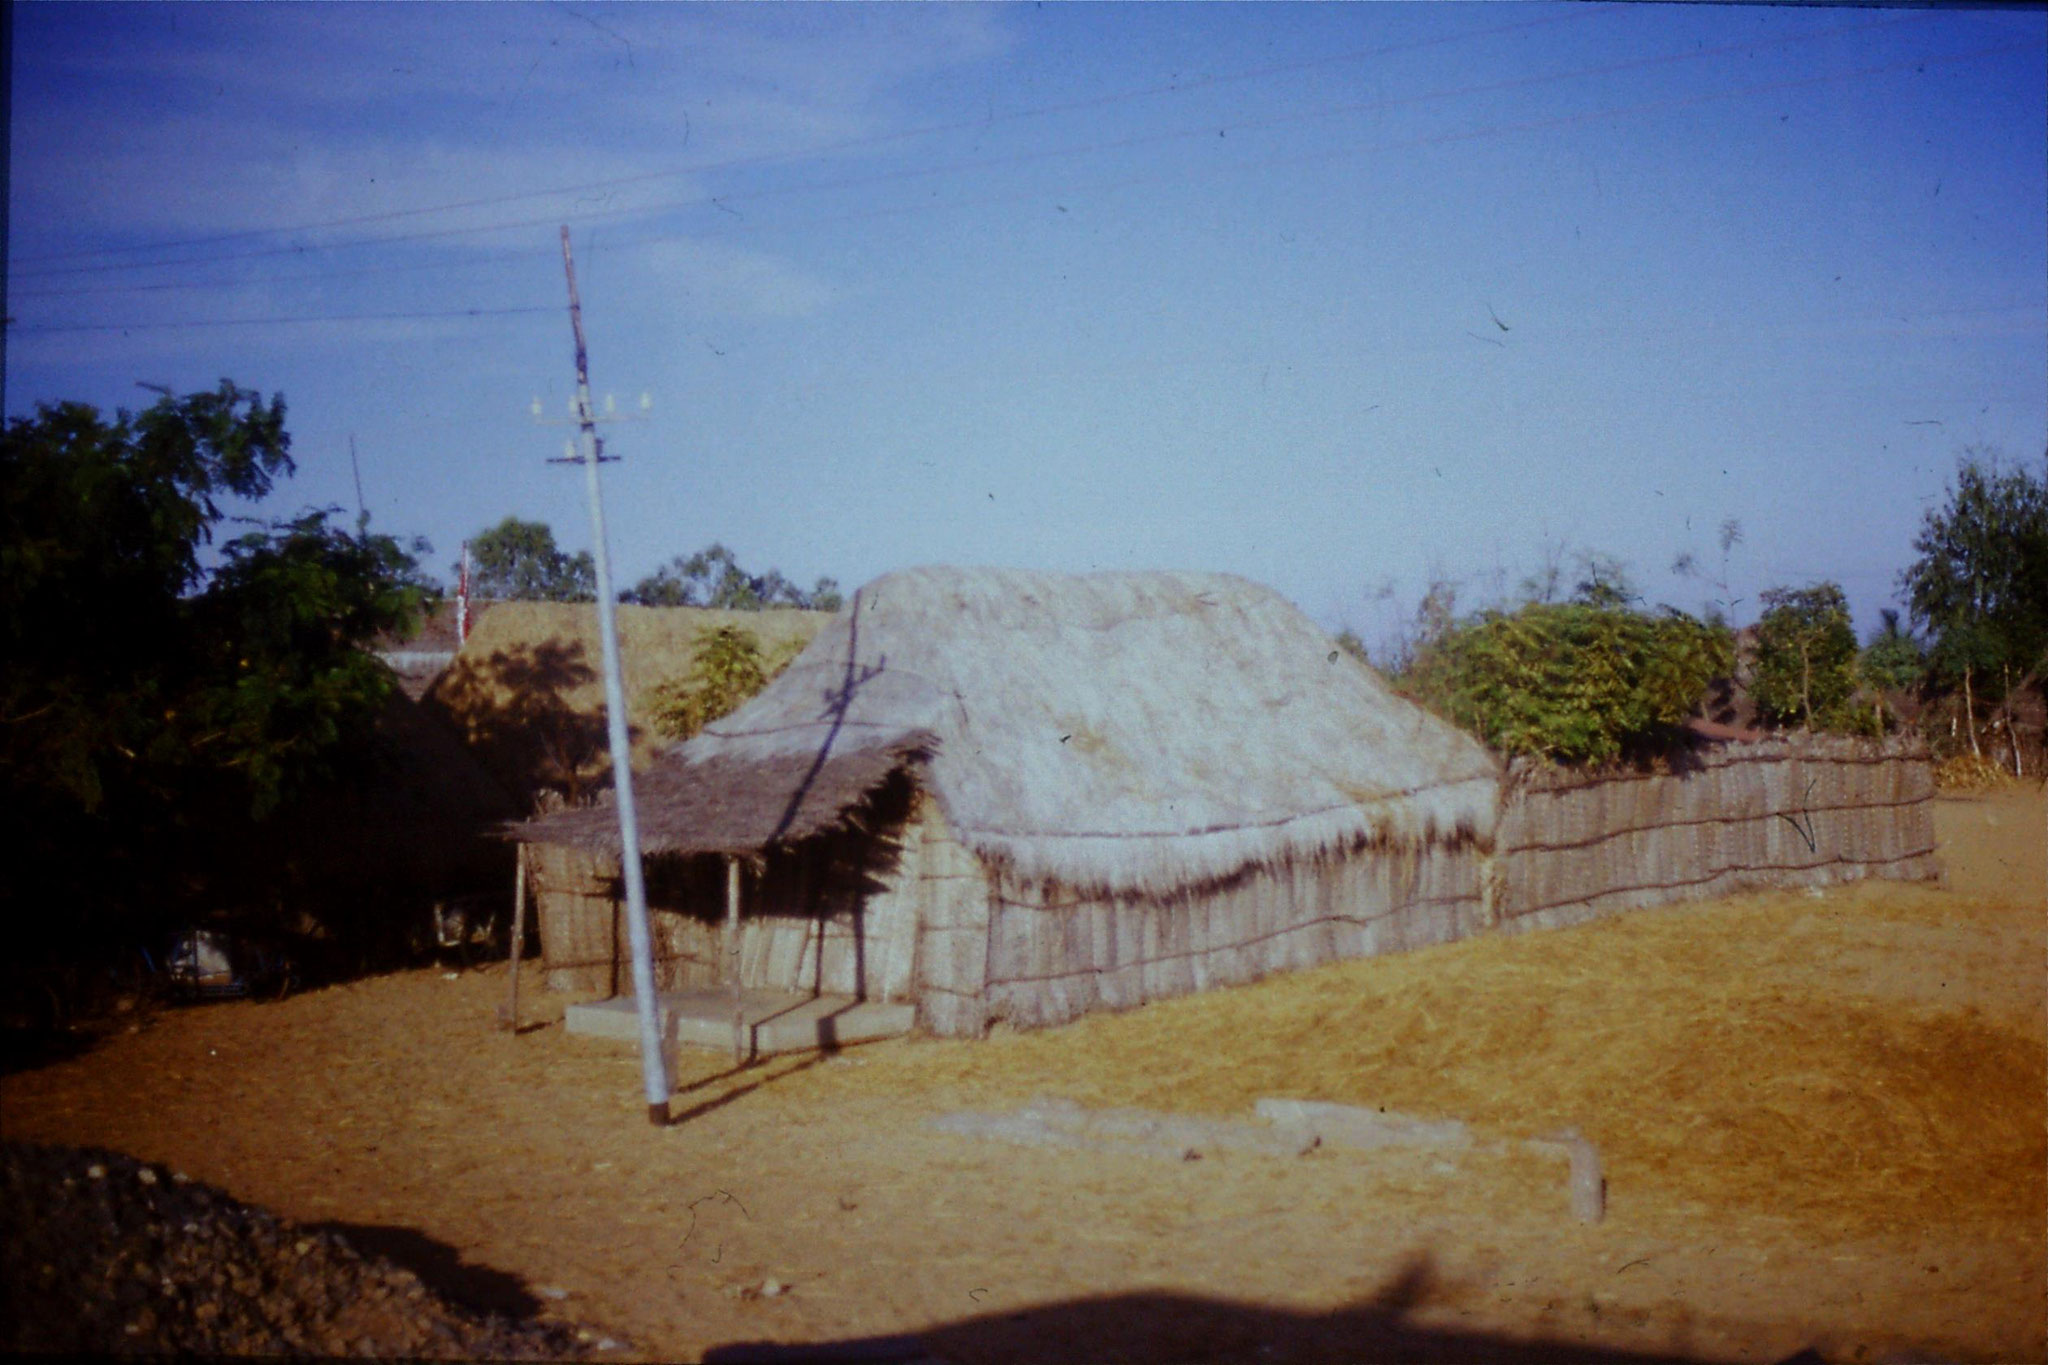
[1, 1140, 612, 1359]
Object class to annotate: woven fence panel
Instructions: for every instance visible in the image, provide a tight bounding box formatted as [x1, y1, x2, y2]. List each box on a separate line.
[977, 840, 1485, 1035]
[529, 843, 622, 994]
[1495, 736, 1937, 932]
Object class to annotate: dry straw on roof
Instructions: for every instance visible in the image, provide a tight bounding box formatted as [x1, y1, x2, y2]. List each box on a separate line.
[518, 567, 1499, 898]
[446, 601, 827, 734]
[428, 601, 831, 798]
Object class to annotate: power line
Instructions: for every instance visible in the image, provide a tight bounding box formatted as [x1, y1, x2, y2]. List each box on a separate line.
[7, 10, 1934, 293]
[10, 240, 550, 302]
[12, 6, 1605, 270]
[5, 304, 556, 335]
[11, 38, 2021, 337]
[658, 40, 2030, 249]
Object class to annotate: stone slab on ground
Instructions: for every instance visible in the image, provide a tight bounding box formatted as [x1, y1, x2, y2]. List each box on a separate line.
[931, 1097, 1478, 1163]
[565, 989, 915, 1057]
[1255, 1097, 1473, 1150]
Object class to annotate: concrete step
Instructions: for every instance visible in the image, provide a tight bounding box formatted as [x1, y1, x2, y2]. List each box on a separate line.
[565, 987, 915, 1058]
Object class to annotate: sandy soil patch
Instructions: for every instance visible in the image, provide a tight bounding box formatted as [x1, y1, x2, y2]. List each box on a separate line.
[4, 791, 2041, 1363]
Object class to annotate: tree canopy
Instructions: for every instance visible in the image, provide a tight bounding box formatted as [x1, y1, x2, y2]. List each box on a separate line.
[1751, 583, 1861, 733]
[622, 542, 842, 612]
[1, 383, 438, 1009]
[1899, 451, 2048, 737]
[467, 515, 596, 602]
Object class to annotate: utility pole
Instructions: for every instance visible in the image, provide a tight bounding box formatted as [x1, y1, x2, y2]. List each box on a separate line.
[348, 434, 369, 535]
[547, 224, 670, 1126]
[456, 543, 472, 645]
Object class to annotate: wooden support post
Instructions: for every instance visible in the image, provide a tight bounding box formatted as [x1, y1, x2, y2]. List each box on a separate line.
[503, 843, 528, 1033]
[727, 856, 746, 1065]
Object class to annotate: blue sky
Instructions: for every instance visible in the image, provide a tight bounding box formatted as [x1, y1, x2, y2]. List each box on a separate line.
[8, 2, 2044, 654]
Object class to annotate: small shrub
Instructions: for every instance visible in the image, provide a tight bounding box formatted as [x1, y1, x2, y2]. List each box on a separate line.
[646, 625, 777, 742]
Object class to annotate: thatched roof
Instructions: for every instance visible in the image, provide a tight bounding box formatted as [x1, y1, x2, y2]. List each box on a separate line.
[508, 729, 936, 859]
[423, 600, 832, 799]
[514, 567, 1501, 897]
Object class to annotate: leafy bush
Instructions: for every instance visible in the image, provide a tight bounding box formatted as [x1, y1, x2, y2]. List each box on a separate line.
[1406, 602, 1731, 764]
[646, 625, 781, 741]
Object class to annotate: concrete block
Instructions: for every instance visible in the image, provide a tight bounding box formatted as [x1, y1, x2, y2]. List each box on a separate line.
[1254, 1098, 1473, 1151]
[565, 989, 914, 1058]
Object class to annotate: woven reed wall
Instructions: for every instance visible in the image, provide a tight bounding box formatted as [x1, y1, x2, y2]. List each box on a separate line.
[956, 840, 1483, 1038]
[528, 842, 624, 995]
[910, 798, 997, 1038]
[528, 803, 933, 1002]
[530, 735, 1937, 1038]
[1492, 735, 1938, 933]
[528, 844, 729, 995]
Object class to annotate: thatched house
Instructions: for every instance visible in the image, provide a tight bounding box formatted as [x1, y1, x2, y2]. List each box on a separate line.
[512, 567, 1501, 1037]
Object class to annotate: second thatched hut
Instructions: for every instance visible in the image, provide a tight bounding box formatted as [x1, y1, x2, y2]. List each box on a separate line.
[513, 566, 1501, 1037]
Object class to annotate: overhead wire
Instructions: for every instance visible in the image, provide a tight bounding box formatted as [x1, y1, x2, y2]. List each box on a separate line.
[8, 8, 1937, 297]
[11, 240, 552, 302]
[10, 5, 1605, 270]
[605, 39, 2031, 262]
[7, 305, 559, 336]
[9, 27, 2016, 336]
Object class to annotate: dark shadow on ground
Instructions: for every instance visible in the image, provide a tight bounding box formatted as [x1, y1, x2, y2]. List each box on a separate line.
[304, 1219, 543, 1321]
[668, 1051, 832, 1126]
[705, 1255, 1835, 1365]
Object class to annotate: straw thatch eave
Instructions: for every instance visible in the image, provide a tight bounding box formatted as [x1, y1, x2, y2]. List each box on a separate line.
[506, 730, 936, 859]
[514, 567, 1503, 898]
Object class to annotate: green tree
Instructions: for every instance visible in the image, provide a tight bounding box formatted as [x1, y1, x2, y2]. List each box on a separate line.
[1858, 610, 1926, 733]
[191, 511, 439, 815]
[646, 625, 778, 741]
[1751, 583, 1860, 732]
[1898, 450, 2048, 758]
[1, 383, 435, 1012]
[3, 383, 292, 810]
[468, 516, 595, 602]
[623, 542, 841, 611]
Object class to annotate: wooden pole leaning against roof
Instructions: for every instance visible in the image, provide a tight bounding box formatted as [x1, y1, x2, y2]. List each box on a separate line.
[502, 842, 528, 1033]
[727, 855, 746, 1066]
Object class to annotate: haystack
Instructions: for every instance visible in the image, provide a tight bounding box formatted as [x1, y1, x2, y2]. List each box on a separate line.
[513, 567, 1501, 1036]
[423, 601, 830, 803]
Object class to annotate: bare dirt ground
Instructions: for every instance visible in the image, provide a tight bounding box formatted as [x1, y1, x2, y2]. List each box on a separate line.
[3, 788, 2041, 1364]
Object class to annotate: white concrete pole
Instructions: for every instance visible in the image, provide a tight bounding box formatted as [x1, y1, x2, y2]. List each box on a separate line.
[559, 225, 670, 1125]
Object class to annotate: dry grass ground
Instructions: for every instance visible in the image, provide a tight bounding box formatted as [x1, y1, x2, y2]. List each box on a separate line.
[3, 788, 2041, 1364]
